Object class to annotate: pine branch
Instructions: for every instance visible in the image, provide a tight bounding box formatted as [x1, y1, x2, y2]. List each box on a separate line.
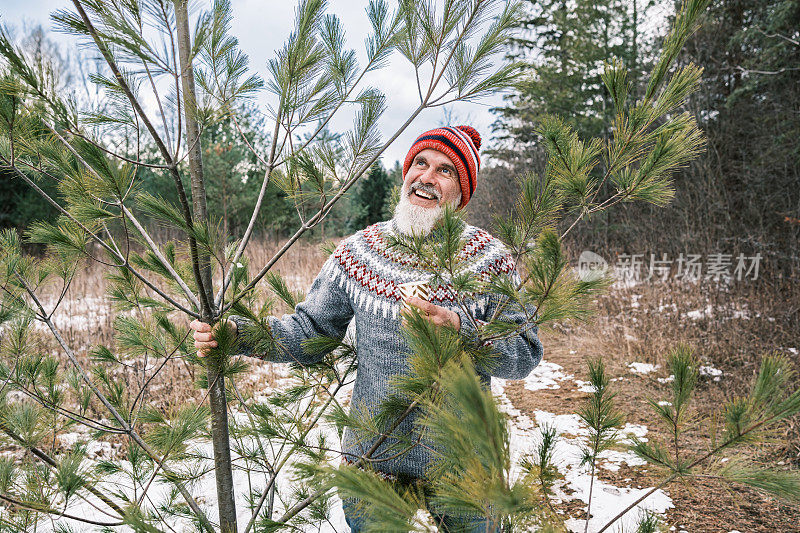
[69, 0, 213, 319]
[242, 357, 357, 533]
[0, 161, 199, 317]
[33, 118, 202, 311]
[0, 492, 124, 527]
[599, 364, 799, 532]
[14, 274, 215, 533]
[0, 422, 125, 517]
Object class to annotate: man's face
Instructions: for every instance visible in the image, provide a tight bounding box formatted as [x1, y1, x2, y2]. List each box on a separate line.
[403, 149, 462, 209]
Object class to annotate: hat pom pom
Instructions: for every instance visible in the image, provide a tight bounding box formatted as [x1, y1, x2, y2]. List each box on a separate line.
[456, 125, 481, 151]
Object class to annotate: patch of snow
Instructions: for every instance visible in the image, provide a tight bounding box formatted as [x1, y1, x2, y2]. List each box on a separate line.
[85, 440, 116, 460]
[562, 469, 672, 533]
[730, 308, 751, 319]
[657, 375, 675, 384]
[628, 362, 660, 375]
[620, 423, 649, 442]
[36, 348, 668, 533]
[523, 360, 573, 391]
[597, 450, 647, 471]
[573, 379, 596, 393]
[57, 432, 81, 447]
[699, 364, 723, 381]
[684, 305, 713, 320]
[533, 410, 589, 438]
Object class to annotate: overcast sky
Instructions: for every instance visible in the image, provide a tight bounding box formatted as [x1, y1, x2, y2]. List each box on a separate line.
[1, 0, 510, 166]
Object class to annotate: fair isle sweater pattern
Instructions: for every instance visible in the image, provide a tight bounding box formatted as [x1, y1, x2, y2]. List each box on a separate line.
[234, 220, 543, 479]
[320, 220, 517, 320]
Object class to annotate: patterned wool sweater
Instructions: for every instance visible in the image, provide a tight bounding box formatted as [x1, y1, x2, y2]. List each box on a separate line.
[234, 220, 543, 479]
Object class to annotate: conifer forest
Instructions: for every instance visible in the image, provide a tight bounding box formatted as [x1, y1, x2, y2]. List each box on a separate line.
[0, 0, 798, 531]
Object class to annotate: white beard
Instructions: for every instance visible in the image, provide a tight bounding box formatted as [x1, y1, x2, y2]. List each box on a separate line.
[392, 182, 461, 237]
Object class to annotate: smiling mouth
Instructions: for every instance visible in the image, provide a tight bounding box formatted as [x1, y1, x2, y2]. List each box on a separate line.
[413, 190, 437, 201]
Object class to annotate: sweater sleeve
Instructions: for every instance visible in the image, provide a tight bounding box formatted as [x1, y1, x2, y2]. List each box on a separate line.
[454, 266, 543, 380]
[231, 255, 354, 365]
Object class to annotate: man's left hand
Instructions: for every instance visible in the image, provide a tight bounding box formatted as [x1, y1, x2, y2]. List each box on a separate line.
[406, 296, 461, 330]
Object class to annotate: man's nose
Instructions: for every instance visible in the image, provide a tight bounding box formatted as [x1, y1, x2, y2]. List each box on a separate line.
[419, 167, 437, 184]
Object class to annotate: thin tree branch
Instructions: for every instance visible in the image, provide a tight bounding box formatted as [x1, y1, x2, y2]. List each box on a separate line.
[34, 119, 201, 310]
[16, 275, 215, 533]
[119, 204, 201, 309]
[734, 65, 800, 75]
[0, 493, 124, 527]
[267, 396, 424, 529]
[70, 0, 213, 319]
[0, 422, 125, 517]
[0, 161, 199, 317]
[64, 128, 173, 169]
[214, 110, 282, 308]
[597, 416, 775, 533]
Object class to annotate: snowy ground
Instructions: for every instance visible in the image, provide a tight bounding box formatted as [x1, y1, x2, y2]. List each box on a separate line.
[29, 358, 680, 533]
[494, 364, 673, 533]
[21, 284, 766, 532]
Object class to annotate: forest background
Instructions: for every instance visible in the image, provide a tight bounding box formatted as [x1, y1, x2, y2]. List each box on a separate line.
[2, 0, 798, 275]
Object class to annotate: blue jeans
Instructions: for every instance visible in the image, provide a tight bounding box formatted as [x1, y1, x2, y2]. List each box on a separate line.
[342, 496, 501, 533]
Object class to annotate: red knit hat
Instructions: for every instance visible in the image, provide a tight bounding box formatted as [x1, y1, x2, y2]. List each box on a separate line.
[402, 125, 482, 209]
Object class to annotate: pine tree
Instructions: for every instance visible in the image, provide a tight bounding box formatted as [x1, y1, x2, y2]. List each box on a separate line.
[349, 160, 393, 232]
[491, 0, 664, 170]
[0, 0, 524, 530]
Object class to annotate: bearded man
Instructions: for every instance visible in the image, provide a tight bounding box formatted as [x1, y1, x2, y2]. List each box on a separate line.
[191, 125, 543, 532]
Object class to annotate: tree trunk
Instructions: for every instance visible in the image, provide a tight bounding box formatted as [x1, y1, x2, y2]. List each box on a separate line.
[174, 2, 237, 532]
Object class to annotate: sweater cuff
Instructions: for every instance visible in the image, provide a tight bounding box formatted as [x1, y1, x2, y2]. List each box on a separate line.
[454, 309, 486, 348]
[228, 315, 255, 357]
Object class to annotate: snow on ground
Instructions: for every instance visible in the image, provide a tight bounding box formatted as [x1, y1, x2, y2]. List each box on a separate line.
[523, 360, 574, 391]
[699, 364, 723, 381]
[38, 389, 352, 533]
[28, 362, 673, 533]
[628, 362, 660, 375]
[42, 296, 114, 332]
[25, 343, 670, 533]
[493, 376, 672, 533]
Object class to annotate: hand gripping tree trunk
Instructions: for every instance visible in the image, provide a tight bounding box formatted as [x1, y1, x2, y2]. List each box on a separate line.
[174, 1, 236, 532]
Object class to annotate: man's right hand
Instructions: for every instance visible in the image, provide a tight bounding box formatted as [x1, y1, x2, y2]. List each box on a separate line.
[190, 319, 237, 357]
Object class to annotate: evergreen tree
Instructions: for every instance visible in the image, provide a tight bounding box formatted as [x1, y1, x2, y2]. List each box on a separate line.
[491, 0, 663, 170]
[349, 160, 393, 232]
[0, 0, 524, 530]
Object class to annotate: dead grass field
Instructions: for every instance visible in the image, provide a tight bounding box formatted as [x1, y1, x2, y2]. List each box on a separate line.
[22, 235, 800, 531]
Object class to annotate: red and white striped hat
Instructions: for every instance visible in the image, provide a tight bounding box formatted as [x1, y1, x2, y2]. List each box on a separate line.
[402, 125, 482, 209]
